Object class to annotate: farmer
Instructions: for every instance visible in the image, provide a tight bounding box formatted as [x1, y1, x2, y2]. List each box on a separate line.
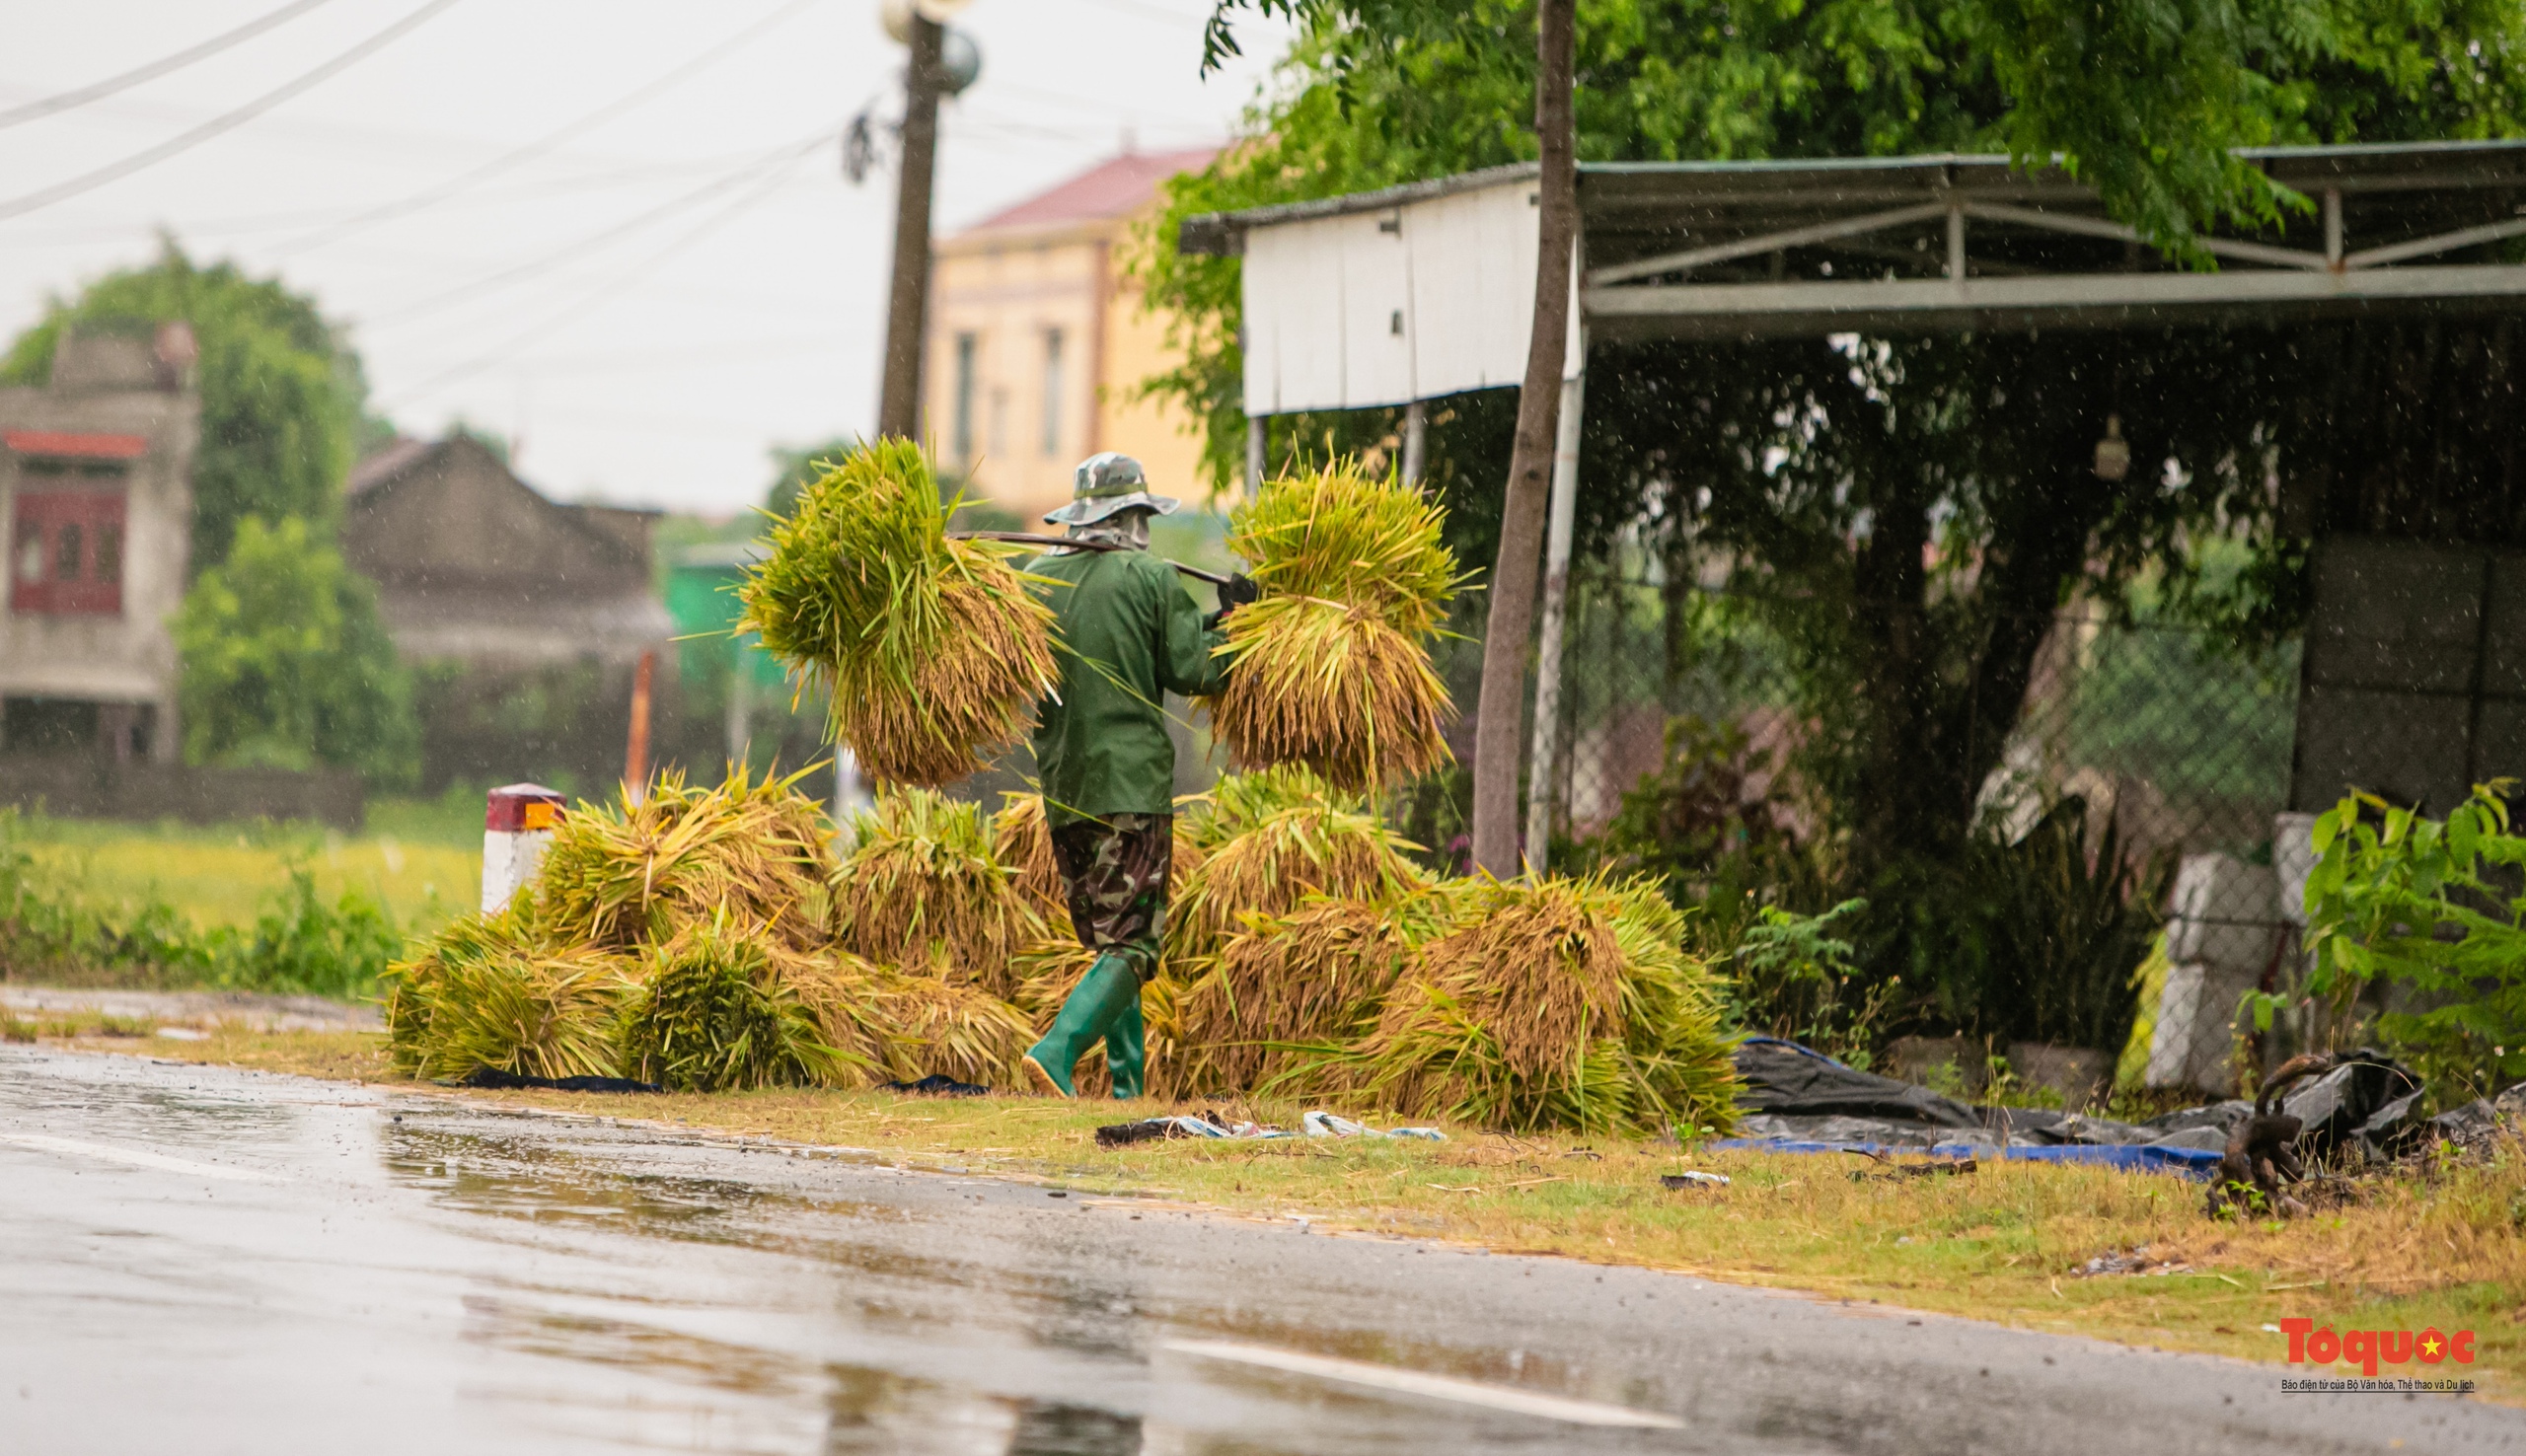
[1020, 452, 1256, 1099]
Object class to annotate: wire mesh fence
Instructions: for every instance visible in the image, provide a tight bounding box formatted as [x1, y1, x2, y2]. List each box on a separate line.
[1540, 569, 2311, 1099]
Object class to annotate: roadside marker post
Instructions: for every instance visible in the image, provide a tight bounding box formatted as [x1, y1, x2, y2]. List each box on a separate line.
[482, 783, 566, 913]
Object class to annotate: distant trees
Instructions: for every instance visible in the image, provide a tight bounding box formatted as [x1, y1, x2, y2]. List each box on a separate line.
[169, 516, 416, 786]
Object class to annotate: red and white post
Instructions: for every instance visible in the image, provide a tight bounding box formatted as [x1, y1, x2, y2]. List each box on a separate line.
[482, 783, 566, 914]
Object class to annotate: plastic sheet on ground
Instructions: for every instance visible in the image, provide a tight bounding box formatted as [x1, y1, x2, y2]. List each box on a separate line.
[1725, 1038, 2224, 1179]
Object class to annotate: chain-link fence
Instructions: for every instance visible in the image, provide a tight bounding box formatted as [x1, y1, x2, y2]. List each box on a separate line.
[1539, 569, 2310, 1101]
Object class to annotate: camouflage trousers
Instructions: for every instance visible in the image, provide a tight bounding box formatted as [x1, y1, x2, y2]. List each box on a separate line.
[1048, 813, 1171, 983]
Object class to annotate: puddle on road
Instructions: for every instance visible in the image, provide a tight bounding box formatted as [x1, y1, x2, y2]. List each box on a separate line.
[366, 1108, 1636, 1453]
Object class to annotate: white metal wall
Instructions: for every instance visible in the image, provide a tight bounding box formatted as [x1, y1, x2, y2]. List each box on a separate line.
[1241, 181, 1568, 414]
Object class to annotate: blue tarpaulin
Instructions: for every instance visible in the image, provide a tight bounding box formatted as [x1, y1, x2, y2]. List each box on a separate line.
[1708, 1138, 2223, 1179]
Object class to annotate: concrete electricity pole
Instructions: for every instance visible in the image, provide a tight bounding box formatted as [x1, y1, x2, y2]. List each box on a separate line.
[875, 12, 943, 441]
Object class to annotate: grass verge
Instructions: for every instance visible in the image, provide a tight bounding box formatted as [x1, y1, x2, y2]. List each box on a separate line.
[40, 1025, 2524, 1402]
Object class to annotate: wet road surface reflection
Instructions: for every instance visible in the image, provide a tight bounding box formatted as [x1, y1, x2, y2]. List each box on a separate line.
[4, 1047, 2517, 1455]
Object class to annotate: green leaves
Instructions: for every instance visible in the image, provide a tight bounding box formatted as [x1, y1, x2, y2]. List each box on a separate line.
[2303, 781, 2526, 1098]
[171, 514, 417, 785]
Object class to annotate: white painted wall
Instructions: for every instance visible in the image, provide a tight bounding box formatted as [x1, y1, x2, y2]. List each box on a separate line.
[1241, 180, 1575, 414]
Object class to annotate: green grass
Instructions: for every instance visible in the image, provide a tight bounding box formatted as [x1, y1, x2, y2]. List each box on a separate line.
[15, 798, 479, 939]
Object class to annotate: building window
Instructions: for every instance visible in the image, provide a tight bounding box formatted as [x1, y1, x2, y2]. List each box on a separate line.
[1040, 328, 1065, 459]
[9, 484, 126, 617]
[952, 331, 979, 468]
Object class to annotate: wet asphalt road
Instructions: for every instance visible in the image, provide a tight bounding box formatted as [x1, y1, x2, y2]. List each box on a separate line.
[2, 1047, 2517, 1456]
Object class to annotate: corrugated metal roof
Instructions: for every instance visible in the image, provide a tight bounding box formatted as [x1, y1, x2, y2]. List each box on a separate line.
[1182, 140, 2526, 254]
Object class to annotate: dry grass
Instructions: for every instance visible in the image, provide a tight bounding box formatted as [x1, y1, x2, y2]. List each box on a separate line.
[73, 1027, 2526, 1402]
[831, 788, 1039, 997]
[620, 916, 862, 1091]
[739, 440, 1056, 786]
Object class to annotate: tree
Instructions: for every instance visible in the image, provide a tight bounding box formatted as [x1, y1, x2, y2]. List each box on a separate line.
[0, 238, 387, 571]
[1467, 0, 1577, 875]
[1166, 1, 2526, 995]
[171, 515, 418, 786]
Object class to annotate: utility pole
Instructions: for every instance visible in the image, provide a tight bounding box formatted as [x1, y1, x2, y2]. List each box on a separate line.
[876, 13, 943, 440]
[1467, 0, 1578, 879]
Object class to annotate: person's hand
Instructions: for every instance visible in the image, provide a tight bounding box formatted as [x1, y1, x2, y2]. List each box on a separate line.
[1214, 573, 1260, 619]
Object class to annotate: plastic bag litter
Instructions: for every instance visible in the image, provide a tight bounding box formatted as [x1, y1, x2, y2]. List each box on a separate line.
[1094, 1110, 1447, 1148]
[1301, 1111, 1446, 1140]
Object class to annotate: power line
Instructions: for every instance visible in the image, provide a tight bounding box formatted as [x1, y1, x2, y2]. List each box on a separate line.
[382, 146, 821, 406]
[357, 126, 833, 328]
[266, 0, 821, 259]
[0, 0, 465, 225]
[0, 0, 341, 131]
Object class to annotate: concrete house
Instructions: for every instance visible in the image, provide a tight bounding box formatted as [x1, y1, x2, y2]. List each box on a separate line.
[341, 433, 673, 791]
[925, 148, 1218, 524]
[0, 325, 200, 763]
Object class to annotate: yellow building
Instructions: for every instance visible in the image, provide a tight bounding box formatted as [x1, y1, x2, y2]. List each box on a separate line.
[925, 148, 1216, 525]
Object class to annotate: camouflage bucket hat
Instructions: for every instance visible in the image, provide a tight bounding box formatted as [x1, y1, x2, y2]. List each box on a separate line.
[1044, 452, 1180, 526]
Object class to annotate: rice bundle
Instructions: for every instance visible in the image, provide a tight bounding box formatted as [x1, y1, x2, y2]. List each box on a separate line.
[990, 790, 1067, 921]
[739, 440, 1056, 786]
[385, 908, 630, 1082]
[1356, 875, 1740, 1135]
[1212, 461, 1462, 791]
[857, 972, 1037, 1089]
[833, 787, 1039, 997]
[620, 915, 863, 1091]
[1166, 767, 1429, 968]
[536, 765, 832, 953]
[1170, 895, 1416, 1097]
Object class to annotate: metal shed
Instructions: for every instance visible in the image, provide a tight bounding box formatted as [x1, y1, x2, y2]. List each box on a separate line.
[1183, 142, 2526, 864]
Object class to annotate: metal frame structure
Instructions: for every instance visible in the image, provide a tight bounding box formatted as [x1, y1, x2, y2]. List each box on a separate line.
[1184, 141, 2526, 869]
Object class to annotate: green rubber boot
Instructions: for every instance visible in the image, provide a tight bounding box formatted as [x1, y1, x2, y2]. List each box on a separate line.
[1103, 985, 1146, 1100]
[1021, 953, 1139, 1098]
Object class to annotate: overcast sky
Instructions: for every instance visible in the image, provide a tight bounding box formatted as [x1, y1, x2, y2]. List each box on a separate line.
[0, 0, 1293, 515]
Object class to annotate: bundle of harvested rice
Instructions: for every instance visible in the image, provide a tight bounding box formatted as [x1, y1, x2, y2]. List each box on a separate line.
[1608, 886, 1742, 1137]
[1356, 875, 1739, 1135]
[1166, 768, 1428, 968]
[1211, 462, 1461, 790]
[739, 440, 1055, 786]
[620, 916, 862, 1091]
[990, 790, 1066, 921]
[832, 787, 1039, 997]
[536, 765, 832, 953]
[1169, 895, 1416, 1097]
[385, 907, 629, 1082]
[857, 971, 1036, 1090]
[993, 788, 1207, 933]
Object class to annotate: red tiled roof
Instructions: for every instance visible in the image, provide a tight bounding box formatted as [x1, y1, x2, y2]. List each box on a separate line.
[959, 147, 1220, 235]
[5, 429, 147, 460]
